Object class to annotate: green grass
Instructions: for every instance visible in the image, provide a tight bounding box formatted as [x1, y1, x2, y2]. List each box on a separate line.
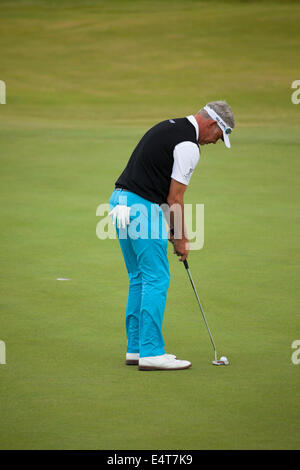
[0, 0, 300, 450]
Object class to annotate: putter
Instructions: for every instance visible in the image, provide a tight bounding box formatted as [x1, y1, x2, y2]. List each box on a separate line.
[183, 259, 228, 366]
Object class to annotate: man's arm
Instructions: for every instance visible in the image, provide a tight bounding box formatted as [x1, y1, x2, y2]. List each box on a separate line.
[166, 178, 189, 262]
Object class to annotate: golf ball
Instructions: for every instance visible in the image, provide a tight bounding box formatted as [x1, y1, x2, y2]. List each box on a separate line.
[220, 356, 229, 364]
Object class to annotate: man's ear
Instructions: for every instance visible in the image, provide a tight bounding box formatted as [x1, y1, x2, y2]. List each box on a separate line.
[209, 120, 220, 136]
[208, 119, 217, 128]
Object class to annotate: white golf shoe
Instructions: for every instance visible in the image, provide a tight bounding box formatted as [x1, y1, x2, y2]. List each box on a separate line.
[126, 352, 176, 366]
[138, 354, 192, 371]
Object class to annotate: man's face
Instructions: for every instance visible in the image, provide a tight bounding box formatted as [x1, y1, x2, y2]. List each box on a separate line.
[198, 120, 223, 146]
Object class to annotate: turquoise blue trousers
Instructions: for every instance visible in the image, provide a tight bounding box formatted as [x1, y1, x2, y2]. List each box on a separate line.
[109, 189, 170, 358]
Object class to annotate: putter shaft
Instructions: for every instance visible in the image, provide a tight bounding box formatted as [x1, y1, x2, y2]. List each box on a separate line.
[184, 259, 217, 362]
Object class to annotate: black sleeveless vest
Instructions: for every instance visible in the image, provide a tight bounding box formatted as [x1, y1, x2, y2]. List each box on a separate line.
[115, 117, 198, 205]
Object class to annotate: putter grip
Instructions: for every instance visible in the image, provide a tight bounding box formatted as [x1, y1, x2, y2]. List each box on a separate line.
[171, 228, 189, 269]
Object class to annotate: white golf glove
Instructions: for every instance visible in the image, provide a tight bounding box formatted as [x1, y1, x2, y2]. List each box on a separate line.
[109, 205, 131, 229]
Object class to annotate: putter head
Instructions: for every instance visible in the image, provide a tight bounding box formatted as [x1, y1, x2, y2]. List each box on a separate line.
[212, 359, 229, 366]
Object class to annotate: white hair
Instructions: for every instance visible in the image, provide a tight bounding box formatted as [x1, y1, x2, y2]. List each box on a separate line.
[199, 101, 235, 128]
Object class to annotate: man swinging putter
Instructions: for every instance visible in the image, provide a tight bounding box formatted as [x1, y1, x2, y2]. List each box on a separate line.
[109, 101, 235, 371]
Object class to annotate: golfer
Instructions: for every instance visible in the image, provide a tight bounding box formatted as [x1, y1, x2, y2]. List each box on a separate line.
[109, 101, 235, 371]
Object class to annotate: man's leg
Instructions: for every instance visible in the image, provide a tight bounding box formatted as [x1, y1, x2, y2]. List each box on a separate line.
[118, 237, 142, 354]
[110, 190, 142, 355]
[130, 205, 170, 358]
[110, 190, 191, 370]
[139, 239, 170, 358]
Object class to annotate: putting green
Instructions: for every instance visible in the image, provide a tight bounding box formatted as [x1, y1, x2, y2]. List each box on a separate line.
[0, 0, 299, 450]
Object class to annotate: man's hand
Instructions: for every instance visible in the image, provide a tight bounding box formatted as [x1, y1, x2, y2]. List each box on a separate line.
[173, 236, 190, 262]
[168, 227, 189, 262]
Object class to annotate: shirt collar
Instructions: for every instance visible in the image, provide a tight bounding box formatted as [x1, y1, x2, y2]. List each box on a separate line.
[186, 115, 199, 141]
